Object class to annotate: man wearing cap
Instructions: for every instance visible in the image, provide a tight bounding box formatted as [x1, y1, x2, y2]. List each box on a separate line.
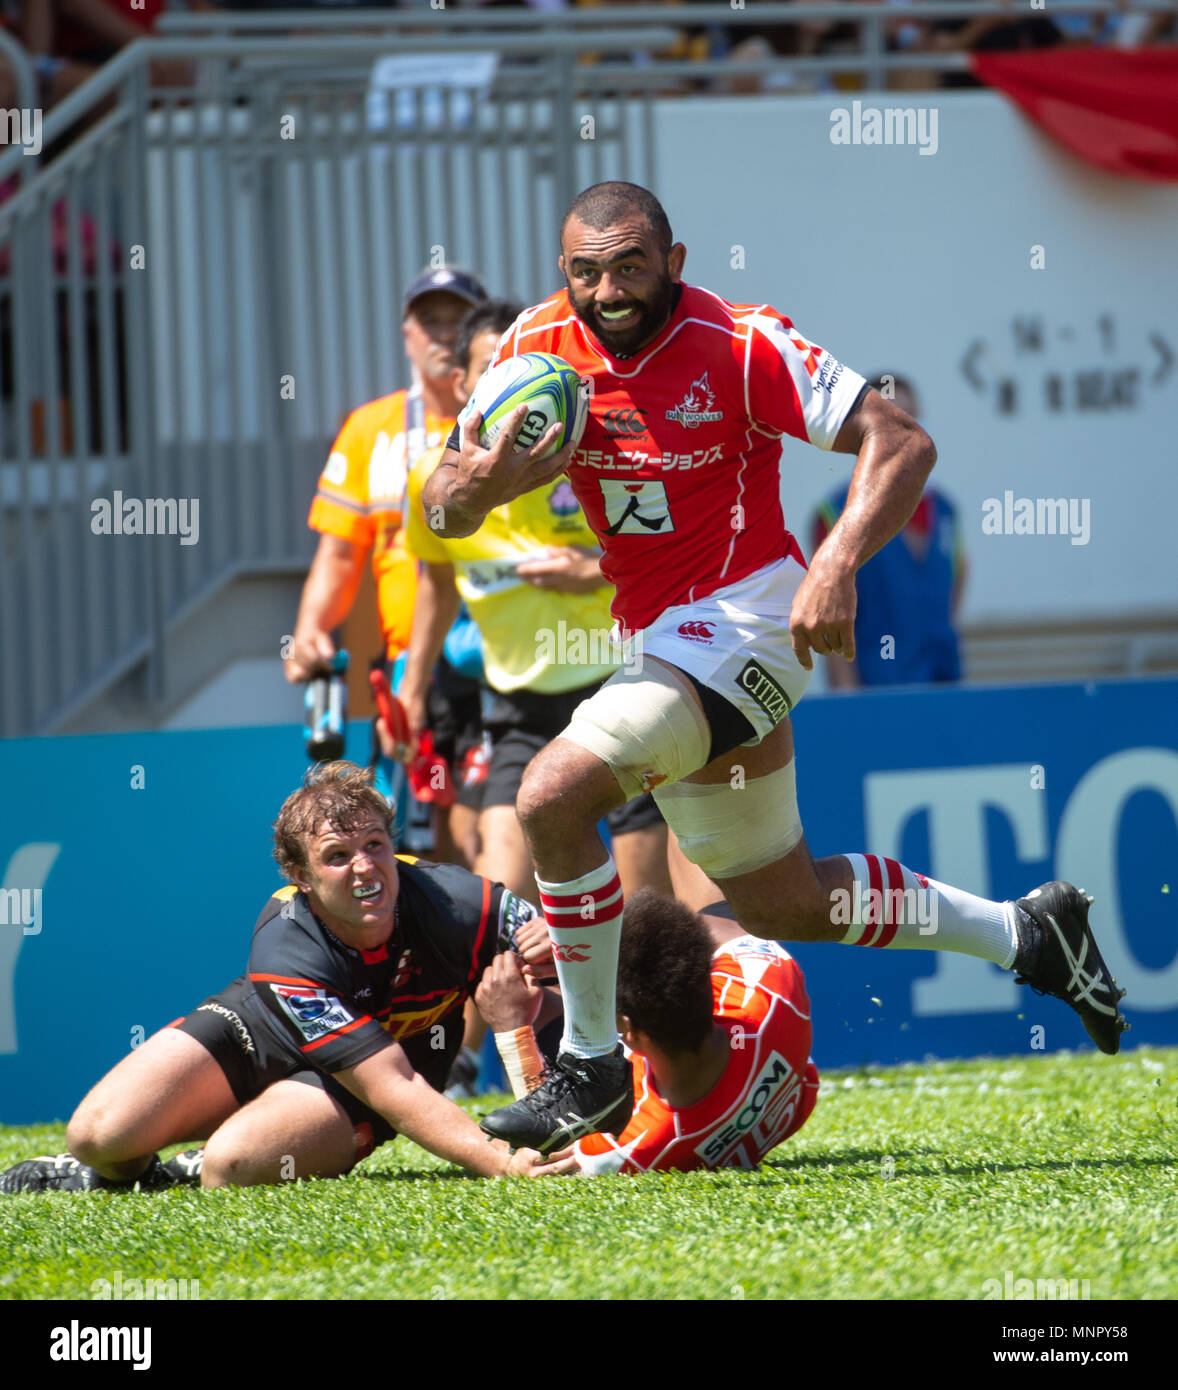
[286, 268, 489, 860]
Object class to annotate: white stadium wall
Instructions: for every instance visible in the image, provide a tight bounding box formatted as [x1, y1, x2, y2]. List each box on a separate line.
[650, 91, 1178, 627]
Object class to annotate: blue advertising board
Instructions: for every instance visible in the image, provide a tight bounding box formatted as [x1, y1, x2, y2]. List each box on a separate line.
[1, 679, 1176, 1123]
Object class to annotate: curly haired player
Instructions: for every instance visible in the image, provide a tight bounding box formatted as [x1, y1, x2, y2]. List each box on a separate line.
[476, 890, 818, 1174]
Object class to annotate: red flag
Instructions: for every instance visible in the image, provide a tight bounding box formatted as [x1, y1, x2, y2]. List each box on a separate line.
[971, 47, 1178, 182]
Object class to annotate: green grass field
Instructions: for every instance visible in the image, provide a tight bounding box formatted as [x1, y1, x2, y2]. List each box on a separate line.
[2, 1049, 1175, 1301]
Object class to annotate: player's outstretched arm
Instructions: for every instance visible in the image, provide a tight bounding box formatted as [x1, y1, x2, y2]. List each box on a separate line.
[792, 390, 936, 670]
[421, 406, 576, 539]
[337, 1042, 574, 1178]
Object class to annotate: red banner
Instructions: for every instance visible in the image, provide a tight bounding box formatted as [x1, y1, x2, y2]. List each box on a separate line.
[971, 47, 1178, 182]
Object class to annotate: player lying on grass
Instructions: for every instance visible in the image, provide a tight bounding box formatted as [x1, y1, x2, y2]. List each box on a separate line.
[0, 763, 574, 1193]
[475, 890, 819, 1174]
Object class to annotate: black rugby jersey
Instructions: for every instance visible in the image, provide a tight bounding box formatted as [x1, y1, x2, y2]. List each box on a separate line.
[246, 856, 538, 1074]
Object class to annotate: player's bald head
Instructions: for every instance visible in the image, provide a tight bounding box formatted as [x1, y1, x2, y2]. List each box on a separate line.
[560, 182, 673, 259]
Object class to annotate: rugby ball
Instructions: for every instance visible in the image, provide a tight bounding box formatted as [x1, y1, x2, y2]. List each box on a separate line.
[461, 352, 589, 460]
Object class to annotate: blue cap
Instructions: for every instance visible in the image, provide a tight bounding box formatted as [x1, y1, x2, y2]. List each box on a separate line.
[402, 267, 488, 316]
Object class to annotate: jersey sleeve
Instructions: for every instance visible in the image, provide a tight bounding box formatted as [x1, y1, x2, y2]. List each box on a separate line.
[307, 407, 377, 549]
[404, 448, 452, 564]
[248, 918, 393, 1073]
[746, 311, 869, 451]
[495, 886, 542, 955]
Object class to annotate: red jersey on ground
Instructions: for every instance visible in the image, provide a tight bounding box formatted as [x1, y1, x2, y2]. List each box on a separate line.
[492, 285, 868, 633]
[573, 937, 820, 1174]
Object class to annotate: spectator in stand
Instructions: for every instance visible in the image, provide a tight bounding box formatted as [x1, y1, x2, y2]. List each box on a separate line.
[810, 375, 966, 689]
[930, 0, 1064, 88]
[20, 0, 194, 102]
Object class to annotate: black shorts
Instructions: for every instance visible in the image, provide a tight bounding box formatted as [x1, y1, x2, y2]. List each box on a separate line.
[370, 655, 486, 812]
[482, 684, 664, 836]
[426, 656, 486, 811]
[172, 978, 462, 1152]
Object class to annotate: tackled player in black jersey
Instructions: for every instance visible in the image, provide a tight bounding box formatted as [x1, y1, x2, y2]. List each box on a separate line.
[0, 764, 573, 1192]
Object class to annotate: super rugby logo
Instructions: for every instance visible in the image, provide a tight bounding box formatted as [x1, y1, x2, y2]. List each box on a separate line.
[736, 659, 792, 723]
[666, 371, 722, 428]
[270, 984, 354, 1044]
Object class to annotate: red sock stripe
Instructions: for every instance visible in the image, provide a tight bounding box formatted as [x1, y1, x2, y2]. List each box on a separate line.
[539, 874, 624, 919]
[873, 857, 906, 949]
[855, 854, 885, 947]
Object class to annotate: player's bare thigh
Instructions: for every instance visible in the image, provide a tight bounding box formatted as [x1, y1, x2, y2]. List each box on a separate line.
[67, 1027, 240, 1176]
[201, 1079, 359, 1188]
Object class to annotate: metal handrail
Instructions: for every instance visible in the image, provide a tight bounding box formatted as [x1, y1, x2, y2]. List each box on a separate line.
[0, 28, 684, 188]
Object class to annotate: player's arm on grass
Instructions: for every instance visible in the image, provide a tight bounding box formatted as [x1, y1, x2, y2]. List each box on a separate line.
[422, 406, 575, 538]
[393, 561, 462, 757]
[793, 389, 935, 670]
[336, 1042, 572, 1178]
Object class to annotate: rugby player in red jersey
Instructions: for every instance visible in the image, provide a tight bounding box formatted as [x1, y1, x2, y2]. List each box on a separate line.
[422, 182, 1128, 1153]
[0, 764, 572, 1193]
[476, 891, 820, 1175]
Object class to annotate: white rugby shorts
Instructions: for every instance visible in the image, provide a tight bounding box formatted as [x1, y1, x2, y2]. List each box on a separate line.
[635, 556, 812, 745]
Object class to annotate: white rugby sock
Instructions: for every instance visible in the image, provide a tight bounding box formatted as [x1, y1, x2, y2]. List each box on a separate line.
[836, 854, 1020, 968]
[536, 857, 624, 1059]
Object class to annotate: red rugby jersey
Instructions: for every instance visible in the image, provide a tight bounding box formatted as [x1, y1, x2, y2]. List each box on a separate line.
[491, 285, 868, 632]
[573, 938, 820, 1175]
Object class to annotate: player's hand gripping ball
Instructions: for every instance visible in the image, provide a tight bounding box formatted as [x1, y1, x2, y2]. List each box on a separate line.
[463, 353, 590, 460]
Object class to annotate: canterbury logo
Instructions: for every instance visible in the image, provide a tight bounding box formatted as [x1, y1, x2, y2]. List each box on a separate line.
[1046, 914, 1118, 1016]
[602, 408, 647, 438]
[677, 620, 715, 641]
[552, 943, 593, 963]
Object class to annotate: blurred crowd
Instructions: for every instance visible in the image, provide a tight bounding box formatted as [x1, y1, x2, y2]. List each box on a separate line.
[1, 0, 1175, 122]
